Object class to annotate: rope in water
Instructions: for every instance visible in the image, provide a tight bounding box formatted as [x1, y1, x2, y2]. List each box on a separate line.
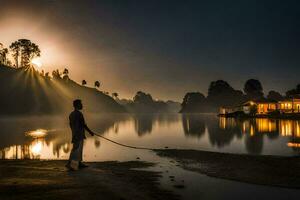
[94, 133, 158, 151]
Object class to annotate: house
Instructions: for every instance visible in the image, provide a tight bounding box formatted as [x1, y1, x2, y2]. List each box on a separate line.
[253, 99, 277, 114]
[219, 99, 278, 115]
[278, 98, 300, 113]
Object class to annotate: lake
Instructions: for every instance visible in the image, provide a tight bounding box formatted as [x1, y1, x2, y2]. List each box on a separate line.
[2, 113, 300, 200]
[1, 113, 300, 160]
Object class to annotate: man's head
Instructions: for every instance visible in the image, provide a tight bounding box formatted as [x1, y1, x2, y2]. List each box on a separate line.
[73, 99, 83, 110]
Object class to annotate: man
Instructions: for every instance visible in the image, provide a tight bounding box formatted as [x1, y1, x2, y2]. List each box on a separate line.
[66, 99, 95, 170]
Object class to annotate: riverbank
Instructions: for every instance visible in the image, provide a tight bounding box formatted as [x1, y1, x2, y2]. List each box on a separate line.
[0, 160, 178, 200]
[155, 149, 300, 189]
[219, 112, 300, 119]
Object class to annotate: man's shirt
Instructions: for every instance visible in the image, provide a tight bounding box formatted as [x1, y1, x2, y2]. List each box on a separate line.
[69, 110, 86, 143]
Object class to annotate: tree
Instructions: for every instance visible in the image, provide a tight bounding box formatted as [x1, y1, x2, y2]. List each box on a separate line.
[9, 39, 41, 68]
[180, 92, 207, 113]
[112, 92, 119, 99]
[94, 81, 100, 88]
[286, 84, 300, 98]
[9, 40, 21, 68]
[82, 80, 87, 86]
[244, 79, 264, 100]
[52, 69, 61, 79]
[133, 91, 153, 104]
[0, 43, 8, 65]
[207, 80, 244, 108]
[63, 68, 69, 76]
[267, 91, 283, 101]
[62, 68, 69, 80]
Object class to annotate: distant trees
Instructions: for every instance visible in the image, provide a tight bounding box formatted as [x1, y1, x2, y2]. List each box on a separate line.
[112, 92, 119, 99]
[244, 79, 264, 100]
[94, 81, 100, 88]
[180, 79, 268, 113]
[286, 84, 300, 98]
[9, 39, 41, 68]
[267, 90, 283, 101]
[207, 80, 244, 107]
[125, 91, 169, 113]
[82, 80, 87, 86]
[0, 43, 9, 65]
[62, 68, 69, 80]
[180, 92, 207, 113]
[52, 69, 61, 79]
[133, 91, 153, 104]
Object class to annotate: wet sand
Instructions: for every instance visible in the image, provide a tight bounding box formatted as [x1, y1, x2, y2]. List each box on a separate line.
[0, 160, 179, 200]
[155, 149, 300, 188]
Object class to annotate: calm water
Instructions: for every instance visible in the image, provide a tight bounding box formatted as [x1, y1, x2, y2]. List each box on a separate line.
[1, 113, 300, 160]
[2, 113, 300, 200]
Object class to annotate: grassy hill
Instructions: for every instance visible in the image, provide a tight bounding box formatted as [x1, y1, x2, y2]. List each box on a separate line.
[0, 65, 125, 115]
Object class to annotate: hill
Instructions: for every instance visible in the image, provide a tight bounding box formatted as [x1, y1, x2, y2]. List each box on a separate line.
[0, 65, 125, 115]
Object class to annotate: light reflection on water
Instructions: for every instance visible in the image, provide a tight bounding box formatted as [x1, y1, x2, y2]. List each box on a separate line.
[1, 114, 300, 160]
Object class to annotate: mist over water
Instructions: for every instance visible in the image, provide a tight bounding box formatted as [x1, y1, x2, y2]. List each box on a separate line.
[1, 114, 300, 160]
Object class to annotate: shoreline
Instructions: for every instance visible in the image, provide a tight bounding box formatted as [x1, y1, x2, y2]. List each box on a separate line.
[0, 160, 179, 200]
[155, 149, 300, 189]
[218, 113, 300, 119]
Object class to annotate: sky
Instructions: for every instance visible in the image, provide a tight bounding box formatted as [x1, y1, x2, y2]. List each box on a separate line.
[1, 0, 300, 101]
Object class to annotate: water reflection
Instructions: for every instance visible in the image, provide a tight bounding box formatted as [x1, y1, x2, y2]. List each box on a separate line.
[207, 117, 242, 148]
[182, 115, 205, 139]
[134, 115, 153, 136]
[1, 114, 300, 160]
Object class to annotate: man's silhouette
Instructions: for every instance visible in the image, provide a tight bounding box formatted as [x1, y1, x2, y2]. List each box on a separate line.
[66, 99, 94, 170]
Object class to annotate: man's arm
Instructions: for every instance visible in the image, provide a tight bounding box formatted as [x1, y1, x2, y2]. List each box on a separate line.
[81, 113, 94, 136]
[84, 124, 95, 136]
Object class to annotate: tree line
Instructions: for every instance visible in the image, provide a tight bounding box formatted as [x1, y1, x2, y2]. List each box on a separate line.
[0, 39, 40, 68]
[180, 79, 300, 113]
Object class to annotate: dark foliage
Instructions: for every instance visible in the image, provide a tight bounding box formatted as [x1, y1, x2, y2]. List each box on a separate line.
[267, 90, 283, 101]
[180, 92, 207, 113]
[286, 84, 300, 98]
[126, 91, 169, 113]
[244, 79, 264, 100]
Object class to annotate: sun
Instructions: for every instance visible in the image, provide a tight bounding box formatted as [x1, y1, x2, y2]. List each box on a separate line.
[31, 58, 42, 68]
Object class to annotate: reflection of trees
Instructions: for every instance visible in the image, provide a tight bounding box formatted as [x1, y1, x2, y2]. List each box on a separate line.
[88, 114, 130, 135]
[94, 139, 101, 148]
[207, 117, 241, 148]
[245, 134, 263, 155]
[156, 114, 180, 127]
[182, 115, 205, 139]
[133, 115, 154, 136]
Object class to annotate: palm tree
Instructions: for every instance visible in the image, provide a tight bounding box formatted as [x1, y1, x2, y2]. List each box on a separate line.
[82, 80, 87, 86]
[94, 81, 100, 88]
[112, 92, 119, 99]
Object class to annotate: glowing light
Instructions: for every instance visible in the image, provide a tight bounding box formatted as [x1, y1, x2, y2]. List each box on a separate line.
[31, 58, 42, 68]
[25, 129, 47, 138]
[31, 141, 42, 155]
[287, 142, 300, 148]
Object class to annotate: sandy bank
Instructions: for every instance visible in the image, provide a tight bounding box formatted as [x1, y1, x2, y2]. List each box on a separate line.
[0, 160, 178, 200]
[155, 149, 300, 188]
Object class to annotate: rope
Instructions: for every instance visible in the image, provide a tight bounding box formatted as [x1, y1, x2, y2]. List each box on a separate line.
[94, 133, 157, 151]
